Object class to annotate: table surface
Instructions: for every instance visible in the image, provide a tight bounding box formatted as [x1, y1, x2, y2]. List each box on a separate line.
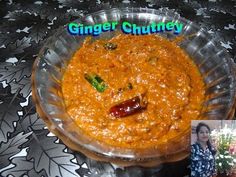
[0, 0, 235, 177]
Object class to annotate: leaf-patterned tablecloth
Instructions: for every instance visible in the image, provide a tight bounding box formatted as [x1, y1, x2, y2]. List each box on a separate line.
[0, 0, 235, 177]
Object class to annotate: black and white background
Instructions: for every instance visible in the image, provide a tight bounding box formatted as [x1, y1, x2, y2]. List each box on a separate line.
[0, 0, 235, 177]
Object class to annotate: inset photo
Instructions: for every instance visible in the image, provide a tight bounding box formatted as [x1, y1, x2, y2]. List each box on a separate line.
[191, 120, 236, 177]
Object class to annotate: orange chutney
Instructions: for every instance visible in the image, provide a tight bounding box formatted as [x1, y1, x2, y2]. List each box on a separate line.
[62, 34, 205, 149]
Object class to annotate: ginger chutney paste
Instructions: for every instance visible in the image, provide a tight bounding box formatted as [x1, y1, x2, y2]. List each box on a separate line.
[62, 34, 205, 149]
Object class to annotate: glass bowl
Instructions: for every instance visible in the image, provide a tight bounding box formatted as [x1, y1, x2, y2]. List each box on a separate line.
[31, 7, 236, 167]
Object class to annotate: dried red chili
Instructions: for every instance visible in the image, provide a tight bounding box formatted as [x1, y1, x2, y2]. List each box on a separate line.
[109, 94, 147, 118]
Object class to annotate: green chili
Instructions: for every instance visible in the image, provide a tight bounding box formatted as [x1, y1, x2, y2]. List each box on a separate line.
[84, 73, 107, 92]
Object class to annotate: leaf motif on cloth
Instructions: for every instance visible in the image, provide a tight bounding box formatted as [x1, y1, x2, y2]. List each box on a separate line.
[0, 132, 32, 168]
[27, 130, 80, 177]
[0, 37, 31, 60]
[9, 76, 31, 98]
[0, 61, 32, 83]
[1, 156, 47, 177]
[0, 84, 25, 143]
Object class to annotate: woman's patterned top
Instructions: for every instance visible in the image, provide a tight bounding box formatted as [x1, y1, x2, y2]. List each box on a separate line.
[191, 142, 216, 177]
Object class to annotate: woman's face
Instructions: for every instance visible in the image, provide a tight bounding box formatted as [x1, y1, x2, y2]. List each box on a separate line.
[197, 126, 210, 143]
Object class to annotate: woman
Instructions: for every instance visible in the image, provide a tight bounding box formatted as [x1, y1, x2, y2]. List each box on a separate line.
[191, 122, 217, 177]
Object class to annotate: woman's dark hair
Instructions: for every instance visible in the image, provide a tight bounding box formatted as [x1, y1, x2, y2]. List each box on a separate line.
[196, 122, 210, 134]
[196, 122, 216, 155]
